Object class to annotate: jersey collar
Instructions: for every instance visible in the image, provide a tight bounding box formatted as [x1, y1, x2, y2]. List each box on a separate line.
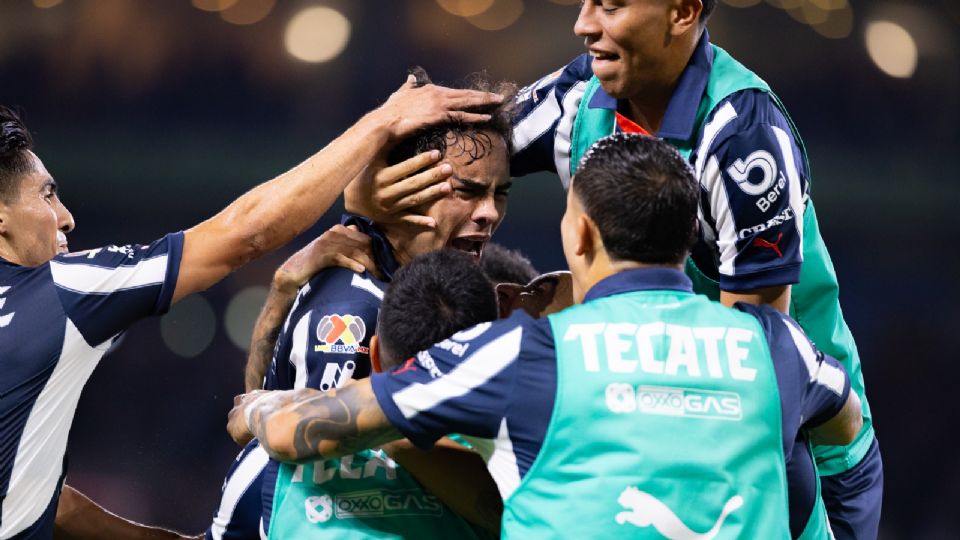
[340, 214, 401, 281]
[587, 30, 713, 142]
[583, 267, 693, 303]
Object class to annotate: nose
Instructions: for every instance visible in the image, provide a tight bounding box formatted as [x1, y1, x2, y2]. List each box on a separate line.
[472, 195, 501, 229]
[57, 201, 75, 234]
[574, 1, 599, 41]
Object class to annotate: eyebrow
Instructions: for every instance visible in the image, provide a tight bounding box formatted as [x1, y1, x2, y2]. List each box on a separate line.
[40, 177, 58, 193]
[451, 176, 489, 190]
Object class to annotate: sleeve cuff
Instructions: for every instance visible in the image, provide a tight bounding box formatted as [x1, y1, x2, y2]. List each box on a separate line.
[719, 263, 801, 292]
[155, 231, 185, 315]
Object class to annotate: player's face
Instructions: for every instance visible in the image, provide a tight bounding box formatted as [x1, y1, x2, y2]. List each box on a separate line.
[0, 152, 74, 266]
[398, 133, 511, 264]
[574, 0, 679, 99]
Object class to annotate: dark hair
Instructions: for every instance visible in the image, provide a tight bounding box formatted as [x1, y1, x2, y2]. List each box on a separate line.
[701, 0, 717, 22]
[387, 67, 517, 167]
[378, 249, 498, 368]
[572, 133, 698, 265]
[480, 242, 539, 285]
[0, 106, 35, 202]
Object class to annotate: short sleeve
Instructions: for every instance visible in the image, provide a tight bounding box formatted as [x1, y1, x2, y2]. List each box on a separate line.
[50, 232, 184, 346]
[371, 315, 528, 449]
[696, 90, 809, 292]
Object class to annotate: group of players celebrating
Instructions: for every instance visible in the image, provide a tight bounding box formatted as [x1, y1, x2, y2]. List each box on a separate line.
[0, 1, 882, 539]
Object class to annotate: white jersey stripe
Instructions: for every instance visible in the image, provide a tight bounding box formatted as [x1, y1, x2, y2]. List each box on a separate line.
[209, 444, 270, 540]
[487, 418, 522, 499]
[50, 256, 168, 295]
[782, 317, 845, 396]
[512, 90, 562, 154]
[553, 81, 588, 189]
[0, 320, 104, 539]
[350, 274, 384, 301]
[694, 102, 738, 181]
[772, 125, 807, 252]
[392, 327, 523, 420]
[289, 314, 310, 390]
[705, 155, 739, 277]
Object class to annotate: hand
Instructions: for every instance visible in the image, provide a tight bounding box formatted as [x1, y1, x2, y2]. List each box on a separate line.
[345, 150, 454, 228]
[373, 75, 503, 142]
[273, 225, 380, 293]
[226, 390, 267, 447]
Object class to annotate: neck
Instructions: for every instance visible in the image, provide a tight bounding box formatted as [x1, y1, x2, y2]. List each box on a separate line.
[622, 30, 701, 133]
[576, 250, 684, 302]
[383, 226, 414, 267]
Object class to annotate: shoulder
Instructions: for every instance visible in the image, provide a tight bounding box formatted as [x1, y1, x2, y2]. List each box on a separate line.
[710, 89, 796, 144]
[516, 54, 594, 105]
[300, 267, 385, 307]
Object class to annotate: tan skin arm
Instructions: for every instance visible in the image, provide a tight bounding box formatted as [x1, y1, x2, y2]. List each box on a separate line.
[808, 391, 863, 447]
[172, 78, 502, 304]
[381, 438, 503, 536]
[720, 285, 791, 314]
[55, 485, 199, 540]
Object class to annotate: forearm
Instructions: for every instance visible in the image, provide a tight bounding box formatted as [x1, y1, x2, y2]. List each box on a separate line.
[243, 382, 400, 463]
[55, 485, 196, 540]
[720, 285, 791, 314]
[244, 283, 297, 392]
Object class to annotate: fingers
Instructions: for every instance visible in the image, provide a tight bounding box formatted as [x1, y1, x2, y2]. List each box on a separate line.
[445, 111, 494, 124]
[440, 88, 505, 108]
[377, 150, 442, 187]
[377, 162, 453, 206]
[398, 213, 437, 229]
[391, 180, 452, 211]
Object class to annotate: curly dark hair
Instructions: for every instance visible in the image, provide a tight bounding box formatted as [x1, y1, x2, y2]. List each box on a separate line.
[0, 105, 35, 202]
[480, 242, 539, 285]
[572, 133, 698, 265]
[387, 67, 518, 167]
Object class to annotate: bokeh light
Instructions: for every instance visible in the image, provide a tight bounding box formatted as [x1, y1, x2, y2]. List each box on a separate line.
[811, 3, 852, 39]
[436, 0, 495, 17]
[548, 0, 580, 4]
[284, 6, 352, 63]
[160, 294, 216, 358]
[467, 0, 524, 31]
[765, 0, 803, 10]
[191, 0, 238, 12]
[32, 0, 62, 8]
[225, 286, 269, 351]
[220, 0, 274, 26]
[865, 20, 918, 78]
[721, 0, 762, 8]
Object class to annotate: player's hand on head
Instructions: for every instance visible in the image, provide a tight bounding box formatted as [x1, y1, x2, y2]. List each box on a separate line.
[375, 75, 503, 141]
[345, 150, 454, 229]
[273, 225, 381, 291]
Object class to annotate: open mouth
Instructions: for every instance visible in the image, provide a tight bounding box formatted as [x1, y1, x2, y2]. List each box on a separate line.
[589, 49, 619, 62]
[449, 237, 486, 262]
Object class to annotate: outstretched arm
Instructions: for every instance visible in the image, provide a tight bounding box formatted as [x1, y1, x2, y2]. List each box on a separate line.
[55, 485, 199, 540]
[173, 78, 502, 303]
[227, 381, 401, 463]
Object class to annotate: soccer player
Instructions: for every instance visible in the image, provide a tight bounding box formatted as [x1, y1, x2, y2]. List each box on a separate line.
[0, 78, 501, 540]
[207, 70, 515, 540]
[505, 3, 882, 537]
[478, 242, 539, 286]
[230, 134, 862, 539]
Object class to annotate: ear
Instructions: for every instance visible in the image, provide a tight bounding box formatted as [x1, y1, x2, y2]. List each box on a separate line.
[574, 213, 596, 258]
[670, 0, 702, 36]
[370, 335, 383, 374]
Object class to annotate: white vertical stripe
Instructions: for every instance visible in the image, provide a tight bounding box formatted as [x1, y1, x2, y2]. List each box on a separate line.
[350, 274, 384, 301]
[704, 155, 739, 277]
[282, 283, 310, 335]
[553, 81, 588, 190]
[512, 90, 562, 153]
[771, 125, 806, 253]
[782, 318, 846, 396]
[50, 256, 168, 294]
[487, 418, 522, 499]
[209, 444, 270, 540]
[290, 314, 310, 390]
[0, 320, 105, 539]
[392, 327, 523, 419]
[694, 102, 738, 181]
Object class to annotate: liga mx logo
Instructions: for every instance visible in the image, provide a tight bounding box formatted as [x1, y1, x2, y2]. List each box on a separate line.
[315, 314, 368, 355]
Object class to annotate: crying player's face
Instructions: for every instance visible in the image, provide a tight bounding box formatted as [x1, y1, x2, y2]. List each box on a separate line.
[404, 130, 511, 264]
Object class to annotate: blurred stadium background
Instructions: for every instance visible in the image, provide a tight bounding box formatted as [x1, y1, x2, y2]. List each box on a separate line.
[1, 0, 957, 537]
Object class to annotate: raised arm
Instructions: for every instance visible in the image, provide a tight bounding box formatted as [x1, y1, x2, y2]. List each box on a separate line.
[173, 78, 502, 303]
[55, 485, 198, 540]
[227, 381, 401, 463]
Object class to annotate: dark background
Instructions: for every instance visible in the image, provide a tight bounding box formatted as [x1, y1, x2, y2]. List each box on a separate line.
[1, 0, 957, 538]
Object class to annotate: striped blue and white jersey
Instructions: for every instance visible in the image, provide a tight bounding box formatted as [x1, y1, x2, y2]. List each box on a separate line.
[371, 268, 850, 537]
[205, 440, 269, 540]
[0, 233, 183, 540]
[511, 33, 810, 292]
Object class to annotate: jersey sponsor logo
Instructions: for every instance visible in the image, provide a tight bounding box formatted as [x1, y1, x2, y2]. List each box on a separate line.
[318, 360, 356, 392]
[563, 323, 758, 382]
[755, 173, 787, 212]
[305, 495, 333, 523]
[0, 286, 14, 328]
[615, 486, 744, 540]
[295, 452, 398, 486]
[726, 150, 778, 196]
[435, 338, 470, 357]
[450, 322, 491, 342]
[415, 351, 443, 379]
[737, 207, 794, 240]
[752, 232, 784, 258]
[315, 314, 369, 355]
[517, 68, 563, 104]
[333, 489, 442, 520]
[605, 384, 742, 421]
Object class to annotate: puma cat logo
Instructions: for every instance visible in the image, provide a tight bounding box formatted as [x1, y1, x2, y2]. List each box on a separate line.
[614, 486, 743, 540]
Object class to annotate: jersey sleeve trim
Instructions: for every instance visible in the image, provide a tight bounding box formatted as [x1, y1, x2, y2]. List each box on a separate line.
[156, 231, 184, 315]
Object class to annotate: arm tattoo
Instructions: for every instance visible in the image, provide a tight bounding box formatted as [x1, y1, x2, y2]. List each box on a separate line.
[244, 288, 297, 392]
[251, 382, 399, 463]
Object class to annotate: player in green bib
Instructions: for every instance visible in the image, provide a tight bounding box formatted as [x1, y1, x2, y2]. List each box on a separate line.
[232, 134, 863, 539]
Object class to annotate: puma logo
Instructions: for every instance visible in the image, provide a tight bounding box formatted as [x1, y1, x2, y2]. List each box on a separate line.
[753, 232, 784, 258]
[393, 358, 418, 375]
[614, 486, 743, 540]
